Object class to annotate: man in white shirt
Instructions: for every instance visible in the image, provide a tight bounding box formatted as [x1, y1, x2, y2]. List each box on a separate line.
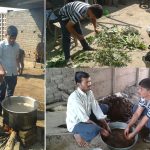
[0, 25, 19, 97]
[66, 71, 111, 147]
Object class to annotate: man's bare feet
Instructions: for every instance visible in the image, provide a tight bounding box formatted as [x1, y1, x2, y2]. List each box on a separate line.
[74, 134, 89, 147]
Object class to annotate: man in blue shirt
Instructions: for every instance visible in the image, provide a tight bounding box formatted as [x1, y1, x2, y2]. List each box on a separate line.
[0, 25, 20, 98]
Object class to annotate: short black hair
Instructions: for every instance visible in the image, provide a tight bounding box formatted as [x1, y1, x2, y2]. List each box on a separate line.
[7, 25, 18, 36]
[139, 78, 150, 90]
[75, 71, 90, 84]
[89, 4, 103, 19]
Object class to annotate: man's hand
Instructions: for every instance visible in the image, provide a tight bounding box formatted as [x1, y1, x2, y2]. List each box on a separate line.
[124, 126, 130, 137]
[94, 29, 99, 34]
[99, 120, 111, 133]
[0, 64, 5, 83]
[125, 132, 135, 140]
[101, 128, 110, 137]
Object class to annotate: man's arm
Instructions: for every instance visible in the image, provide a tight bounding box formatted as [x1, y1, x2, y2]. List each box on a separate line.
[127, 106, 144, 128]
[134, 115, 149, 134]
[90, 18, 98, 33]
[126, 115, 149, 140]
[124, 105, 144, 138]
[66, 21, 84, 40]
[98, 119, 111, 133]
[16, 47, 20, 70]
[0, 63, 5, 83]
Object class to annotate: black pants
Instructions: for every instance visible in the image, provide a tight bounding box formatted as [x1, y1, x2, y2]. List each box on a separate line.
[60, 20, 89, 60]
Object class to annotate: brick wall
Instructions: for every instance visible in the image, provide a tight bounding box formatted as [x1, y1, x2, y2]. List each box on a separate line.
[46, 68, 150, 104]
[7, 8, 44, 61]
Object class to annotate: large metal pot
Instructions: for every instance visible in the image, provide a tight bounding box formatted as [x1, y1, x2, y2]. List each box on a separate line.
[102, 122, 138, 150]
[2, 96, 38, 131]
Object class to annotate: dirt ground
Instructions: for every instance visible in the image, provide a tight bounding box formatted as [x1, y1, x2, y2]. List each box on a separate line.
[79, 2, 150, 67]
[7, 60, 45, 150]
[14, 60, 44, 111]
[48, 1, 150, 67]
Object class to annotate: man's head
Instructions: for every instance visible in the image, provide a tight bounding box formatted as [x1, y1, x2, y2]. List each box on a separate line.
[75, 71, 91, 92]
[87, 4, 103, 20]
[138, 78, 150, 99]
[6, 25, 18, 45]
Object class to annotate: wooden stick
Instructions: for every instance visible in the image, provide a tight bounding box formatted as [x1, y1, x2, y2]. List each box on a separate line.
[4, 131, 16, 150]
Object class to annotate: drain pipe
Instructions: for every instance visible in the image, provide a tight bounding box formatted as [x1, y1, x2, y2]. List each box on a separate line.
[112, 68, 116, 95]
[136, 68, 140, 87]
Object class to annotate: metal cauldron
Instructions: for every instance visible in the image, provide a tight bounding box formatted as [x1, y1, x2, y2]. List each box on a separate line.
[102, 122, 138, 150]
[2, 96, 38, 131]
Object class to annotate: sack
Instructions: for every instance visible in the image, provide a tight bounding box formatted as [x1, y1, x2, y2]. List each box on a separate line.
[46, 9, 61, 23]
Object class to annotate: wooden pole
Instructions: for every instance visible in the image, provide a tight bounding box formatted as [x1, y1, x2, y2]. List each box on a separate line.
[112, 68, 116, 95]
[4, 131, 16, 150]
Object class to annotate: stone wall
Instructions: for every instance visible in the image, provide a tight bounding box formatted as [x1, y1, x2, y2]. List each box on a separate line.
[46, 68, 150, 104]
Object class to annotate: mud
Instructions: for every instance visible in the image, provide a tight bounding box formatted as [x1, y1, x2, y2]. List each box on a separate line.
[99, 95, 133, 122]
[102, 129, 134, 148]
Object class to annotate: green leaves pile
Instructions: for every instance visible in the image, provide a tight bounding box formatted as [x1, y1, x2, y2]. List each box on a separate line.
[95, 48, 131, 67]
[85, 26, 147, 67]
[47, 26, 147, 67]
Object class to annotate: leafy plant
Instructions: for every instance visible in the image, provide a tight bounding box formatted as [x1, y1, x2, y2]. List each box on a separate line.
[47, 25, 147, 67]
[95, 48, 131, 67]
[89, 25, 147, 51]
[86, 36, 96, 45]
[46, 50, 66, 67]
[73, 51, 95, 64]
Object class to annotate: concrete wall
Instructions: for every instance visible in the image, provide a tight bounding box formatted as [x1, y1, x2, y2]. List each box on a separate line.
[139, 68, 150, 82]
[115, 68, 137, 93]
[46, 68, 150, 104]
[7, 8, 44, 60]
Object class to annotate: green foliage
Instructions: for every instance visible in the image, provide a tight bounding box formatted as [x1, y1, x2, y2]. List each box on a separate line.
[46, 26, 147, 67]
[95, 26, 147, 50]
[95, 48, 131, 67]
[86, 36, 95, 45]
[73, 51, 95, 64]
[46, 50, 66, 67]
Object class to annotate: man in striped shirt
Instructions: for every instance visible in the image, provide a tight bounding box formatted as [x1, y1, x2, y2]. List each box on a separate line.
[59, 1, 103, 64]
[124, 78, 150, 143]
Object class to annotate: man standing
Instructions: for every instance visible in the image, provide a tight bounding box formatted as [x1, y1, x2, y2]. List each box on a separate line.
[0, 25, 19, 97]
[59, 1, 103, 64]
[66, 71, 110, 147]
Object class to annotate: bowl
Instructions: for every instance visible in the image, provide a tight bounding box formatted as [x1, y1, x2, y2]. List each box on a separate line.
[102, 122, 138, 150]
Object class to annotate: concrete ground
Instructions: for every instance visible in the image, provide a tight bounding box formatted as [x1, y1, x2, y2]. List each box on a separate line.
[46, 98, 150, 150]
